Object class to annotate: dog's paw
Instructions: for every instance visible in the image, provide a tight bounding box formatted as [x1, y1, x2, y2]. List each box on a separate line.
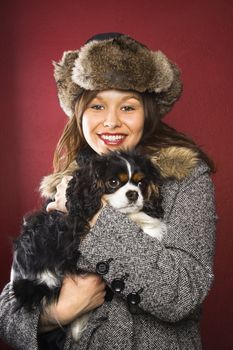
[128, 212, 167, 240]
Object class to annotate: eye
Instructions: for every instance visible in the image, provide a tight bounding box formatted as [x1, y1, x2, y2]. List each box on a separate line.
[90, 104, 104, 110]
[121, 105, 135, 112]
[138, 180, 146, 190]
[107, 178, 120, 189]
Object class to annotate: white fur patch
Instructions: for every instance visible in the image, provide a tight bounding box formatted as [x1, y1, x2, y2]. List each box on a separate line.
[70, 312, 91, 341]
[128, 212, 167, 241]
[103, 183, 143, 214]
[38, 270, 60, 288]
[123, 158, 132, 178]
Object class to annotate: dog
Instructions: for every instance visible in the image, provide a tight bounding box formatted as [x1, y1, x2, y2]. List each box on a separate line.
[11, 151, 166, 340]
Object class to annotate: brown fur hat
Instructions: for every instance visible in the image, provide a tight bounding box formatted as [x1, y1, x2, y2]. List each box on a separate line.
[53, 32, 183, 118]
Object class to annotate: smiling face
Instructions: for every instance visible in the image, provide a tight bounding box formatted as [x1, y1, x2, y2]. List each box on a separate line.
[81, 89, 145, 155]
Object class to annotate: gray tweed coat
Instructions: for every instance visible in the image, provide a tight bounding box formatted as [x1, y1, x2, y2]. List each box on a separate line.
[0, 160, 216, 350]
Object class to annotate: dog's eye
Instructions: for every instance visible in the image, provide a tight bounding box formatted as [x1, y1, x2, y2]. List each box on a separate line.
[138, 180, 146, 190]
[107, 178, 120, 189]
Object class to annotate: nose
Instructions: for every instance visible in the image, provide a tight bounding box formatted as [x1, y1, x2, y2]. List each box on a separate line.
[103, 108, 121, 128]
[126, 190, 139, 203]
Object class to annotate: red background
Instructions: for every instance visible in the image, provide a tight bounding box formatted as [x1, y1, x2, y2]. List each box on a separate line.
[1, 0, 232, 349]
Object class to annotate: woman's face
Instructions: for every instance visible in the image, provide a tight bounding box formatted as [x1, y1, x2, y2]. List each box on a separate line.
[81, 89, 145, 155]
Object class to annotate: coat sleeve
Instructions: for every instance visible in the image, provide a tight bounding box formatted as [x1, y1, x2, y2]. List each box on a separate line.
[78, 164, 217, 323]
[0, 282, 40, 350]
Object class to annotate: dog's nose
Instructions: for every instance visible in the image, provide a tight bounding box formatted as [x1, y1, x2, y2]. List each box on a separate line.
[126, 190, 139, 202]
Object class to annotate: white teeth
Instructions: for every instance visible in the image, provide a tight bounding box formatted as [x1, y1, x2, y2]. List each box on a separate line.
[101, 135, 125, 141]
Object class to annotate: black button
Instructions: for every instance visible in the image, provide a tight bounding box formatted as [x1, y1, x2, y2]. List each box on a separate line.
[111, 278, 125, 293]
[127, 292, 141, 305]
[96, 261, 109, 275]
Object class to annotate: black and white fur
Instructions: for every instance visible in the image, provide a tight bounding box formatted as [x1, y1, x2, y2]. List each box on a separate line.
[11, 151, 166, 340]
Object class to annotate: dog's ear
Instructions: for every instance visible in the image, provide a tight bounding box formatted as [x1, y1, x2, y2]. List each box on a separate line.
[145, 158, 164, 186]
[86, 157, 106, 216]
[76, 145, 97, 167]
[142, 158, 165, 219]
[89, 155, 109, 182]
[66, 158, 106, 226]
[143, 183, 164, 219]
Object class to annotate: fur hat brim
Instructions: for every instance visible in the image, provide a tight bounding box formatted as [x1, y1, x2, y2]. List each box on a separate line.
[53, 34, 182, 118]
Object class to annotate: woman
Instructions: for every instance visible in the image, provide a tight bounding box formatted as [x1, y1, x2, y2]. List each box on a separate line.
[0, 32, 216, 350]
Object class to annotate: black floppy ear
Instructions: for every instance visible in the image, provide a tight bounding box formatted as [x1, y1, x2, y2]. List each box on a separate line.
[143, 185, 164, 219]
[89, 155, 108, 182]
[144, 158, 164, 186]
[85, 157, 106, 218]
[142, 159, 165, 219]
[66, 158, 106, 225]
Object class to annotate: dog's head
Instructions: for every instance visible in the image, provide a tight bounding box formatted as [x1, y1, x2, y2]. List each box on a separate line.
[102, 165, 145, 214]
[66, 151, 164, 221]
[101, 152, 163, 216]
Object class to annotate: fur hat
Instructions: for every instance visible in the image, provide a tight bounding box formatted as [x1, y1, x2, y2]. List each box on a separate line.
[53, 32, 183, 118]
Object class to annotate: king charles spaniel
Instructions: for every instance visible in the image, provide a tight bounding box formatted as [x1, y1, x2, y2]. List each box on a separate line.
[11, 151, 166, 340]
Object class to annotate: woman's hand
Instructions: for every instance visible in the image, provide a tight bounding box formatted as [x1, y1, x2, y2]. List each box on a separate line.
[39, 273, 106, 333]
[46, 176, 73, 213]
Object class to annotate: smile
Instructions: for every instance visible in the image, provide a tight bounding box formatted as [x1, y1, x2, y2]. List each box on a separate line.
[98, 133, 126, 145]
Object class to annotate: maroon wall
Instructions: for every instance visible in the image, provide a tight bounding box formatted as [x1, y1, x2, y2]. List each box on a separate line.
[1, 0, 232, 349]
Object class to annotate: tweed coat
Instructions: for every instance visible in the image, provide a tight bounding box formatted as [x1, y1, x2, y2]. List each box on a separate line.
[0, 155, 216, 350]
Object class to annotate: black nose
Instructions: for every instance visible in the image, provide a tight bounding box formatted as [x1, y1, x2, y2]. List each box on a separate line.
[126, 190, 139, 202]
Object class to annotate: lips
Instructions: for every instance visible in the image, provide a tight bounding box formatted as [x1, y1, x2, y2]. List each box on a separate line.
[98, 133, 127, 145]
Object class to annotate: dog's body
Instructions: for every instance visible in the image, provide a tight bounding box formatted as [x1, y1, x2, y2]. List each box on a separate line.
[11, 151, 166, 340]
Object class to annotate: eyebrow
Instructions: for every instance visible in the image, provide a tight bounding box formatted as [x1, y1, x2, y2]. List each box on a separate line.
[121, 94, 141, 102]
[93, 93, 141, 102]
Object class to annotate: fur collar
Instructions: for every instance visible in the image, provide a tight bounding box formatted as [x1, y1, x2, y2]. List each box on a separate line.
[151, 146, 199, 181]
[39, 146, 199, 199]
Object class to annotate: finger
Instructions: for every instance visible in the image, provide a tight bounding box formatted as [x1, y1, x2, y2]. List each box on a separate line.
[46, 201, 57, 212]
[89, 210, 102, 227]
[99, 289, 107, 298]
[92, 293, 105, 305]
[81, 273, 102, 281]
[98, 280, 107, 289]
[94, 281, 107, 293]
[57, 176, 73, 190]
[90, 275, 106, 287]
[96, 291, 106, 304]
[101, 197, 108, 206]
[63, 175, 73, 184]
